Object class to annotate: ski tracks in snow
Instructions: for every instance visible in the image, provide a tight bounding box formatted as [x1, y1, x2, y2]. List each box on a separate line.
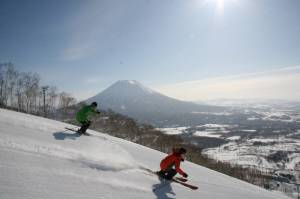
[0, 130, 151, 193]
[0, 133, 137, 172]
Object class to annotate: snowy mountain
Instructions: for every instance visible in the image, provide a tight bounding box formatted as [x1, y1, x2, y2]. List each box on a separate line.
[0, 108, 289, 199]
[86, 80, 222, 125]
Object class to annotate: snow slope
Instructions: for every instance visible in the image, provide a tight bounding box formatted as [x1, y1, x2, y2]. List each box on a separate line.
[0, 108, 289, 199]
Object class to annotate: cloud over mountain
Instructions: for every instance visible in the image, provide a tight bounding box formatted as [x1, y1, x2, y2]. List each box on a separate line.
[156, 66, 300, 101]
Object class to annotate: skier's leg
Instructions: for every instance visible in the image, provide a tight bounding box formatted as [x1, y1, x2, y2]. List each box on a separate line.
[164, 168, 177, 180]
[158, 168, 177, 180]
[81, 121, 91, 134]
[78, 121, 91, 134]
[157, 170, 165, 178]
[78, 122, 85, 133]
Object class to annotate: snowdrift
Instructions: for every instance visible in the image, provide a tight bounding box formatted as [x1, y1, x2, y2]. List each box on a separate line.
[0, 108, 289, 199]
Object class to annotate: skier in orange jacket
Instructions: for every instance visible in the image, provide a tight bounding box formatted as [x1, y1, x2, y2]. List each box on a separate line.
[157, 147, 188, 180]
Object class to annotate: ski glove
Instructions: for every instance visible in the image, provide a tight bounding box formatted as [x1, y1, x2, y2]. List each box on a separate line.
[183, 173, 188, 178]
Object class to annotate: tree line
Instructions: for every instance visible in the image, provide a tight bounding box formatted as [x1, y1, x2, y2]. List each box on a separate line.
[0, 62, 76, 117]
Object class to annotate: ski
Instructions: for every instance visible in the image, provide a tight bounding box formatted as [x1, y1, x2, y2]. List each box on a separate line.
[64, 127, 91, 136]
[140, 167, 198, 191]
[174, 176, 188, 182]
[153, 178, 197, 191]
[172, 179, 198, 190]
[65, 127, 78, 132]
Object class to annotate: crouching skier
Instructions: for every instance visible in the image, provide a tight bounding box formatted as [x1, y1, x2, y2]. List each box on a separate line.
[157, 147, 188, 180]
[76, 102, 100, 135]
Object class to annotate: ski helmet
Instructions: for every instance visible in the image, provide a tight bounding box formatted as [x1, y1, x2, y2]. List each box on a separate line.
[179, 147, 187, 154]
[91, 102, 98, 107]
[172, 147, 187, 154]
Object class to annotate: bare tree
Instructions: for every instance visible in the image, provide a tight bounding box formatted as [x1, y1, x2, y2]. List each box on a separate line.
[58, 92, 76, 114]
[0, 62, 79, 120]
[15, 72, 26, 111]
[59, 92, 76, 114]
[37, 88, 44, 114]
[0, 62, 78, 119]
[0, 63, 16, 106]
[46, 86, 58, 115]
[23, 72, 40, 113]
[0, 63, 5, 105]
[6, 64, 17, 106]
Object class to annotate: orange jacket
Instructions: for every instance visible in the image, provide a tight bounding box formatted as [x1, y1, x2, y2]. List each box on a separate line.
[160, 153, 185, 175]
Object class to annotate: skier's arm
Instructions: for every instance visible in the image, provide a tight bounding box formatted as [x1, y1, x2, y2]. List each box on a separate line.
[89, 107, 100, 114]
[175, 159, 185, 176]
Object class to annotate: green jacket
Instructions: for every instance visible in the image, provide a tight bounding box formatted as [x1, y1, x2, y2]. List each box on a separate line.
[76, 105, 98, 123]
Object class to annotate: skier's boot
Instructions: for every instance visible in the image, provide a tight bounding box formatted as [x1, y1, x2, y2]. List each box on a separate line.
[156, 170, 165, 178]
[82, 132, 90, 136]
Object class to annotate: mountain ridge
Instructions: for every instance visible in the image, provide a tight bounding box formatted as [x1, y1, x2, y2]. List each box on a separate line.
[86, 80, 223, 125]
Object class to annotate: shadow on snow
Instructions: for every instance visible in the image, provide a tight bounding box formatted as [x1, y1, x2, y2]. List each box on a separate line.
[152, 176, 176, 199]
[52, 131, 81, 140]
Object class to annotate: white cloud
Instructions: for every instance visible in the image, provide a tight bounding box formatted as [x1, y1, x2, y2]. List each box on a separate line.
[155, 66, 300, 101]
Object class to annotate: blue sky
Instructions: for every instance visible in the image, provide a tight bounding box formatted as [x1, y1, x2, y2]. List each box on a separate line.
[0, 0, 300, 100]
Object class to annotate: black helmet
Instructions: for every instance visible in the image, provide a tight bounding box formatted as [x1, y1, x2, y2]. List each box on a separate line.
[179, 147, 187, 154]
[91, 102, 98, 107]
[173, 147, 187, 154]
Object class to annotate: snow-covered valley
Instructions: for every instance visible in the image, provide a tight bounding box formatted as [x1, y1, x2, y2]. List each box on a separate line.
[157, 104, 300, 198]
[158, 104, 300, 171]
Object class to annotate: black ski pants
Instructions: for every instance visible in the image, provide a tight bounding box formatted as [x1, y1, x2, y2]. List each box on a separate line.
[79, 120, 91, 134]
[158, 167, 177, 180]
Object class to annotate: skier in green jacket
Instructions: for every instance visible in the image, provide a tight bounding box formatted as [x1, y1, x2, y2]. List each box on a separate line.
[76, 102, 100, 135]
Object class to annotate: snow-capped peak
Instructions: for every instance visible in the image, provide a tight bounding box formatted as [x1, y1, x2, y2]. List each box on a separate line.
[128, 80, 137, 85]
[115, 80, 155, 95]
[90, 80, 157, 100]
